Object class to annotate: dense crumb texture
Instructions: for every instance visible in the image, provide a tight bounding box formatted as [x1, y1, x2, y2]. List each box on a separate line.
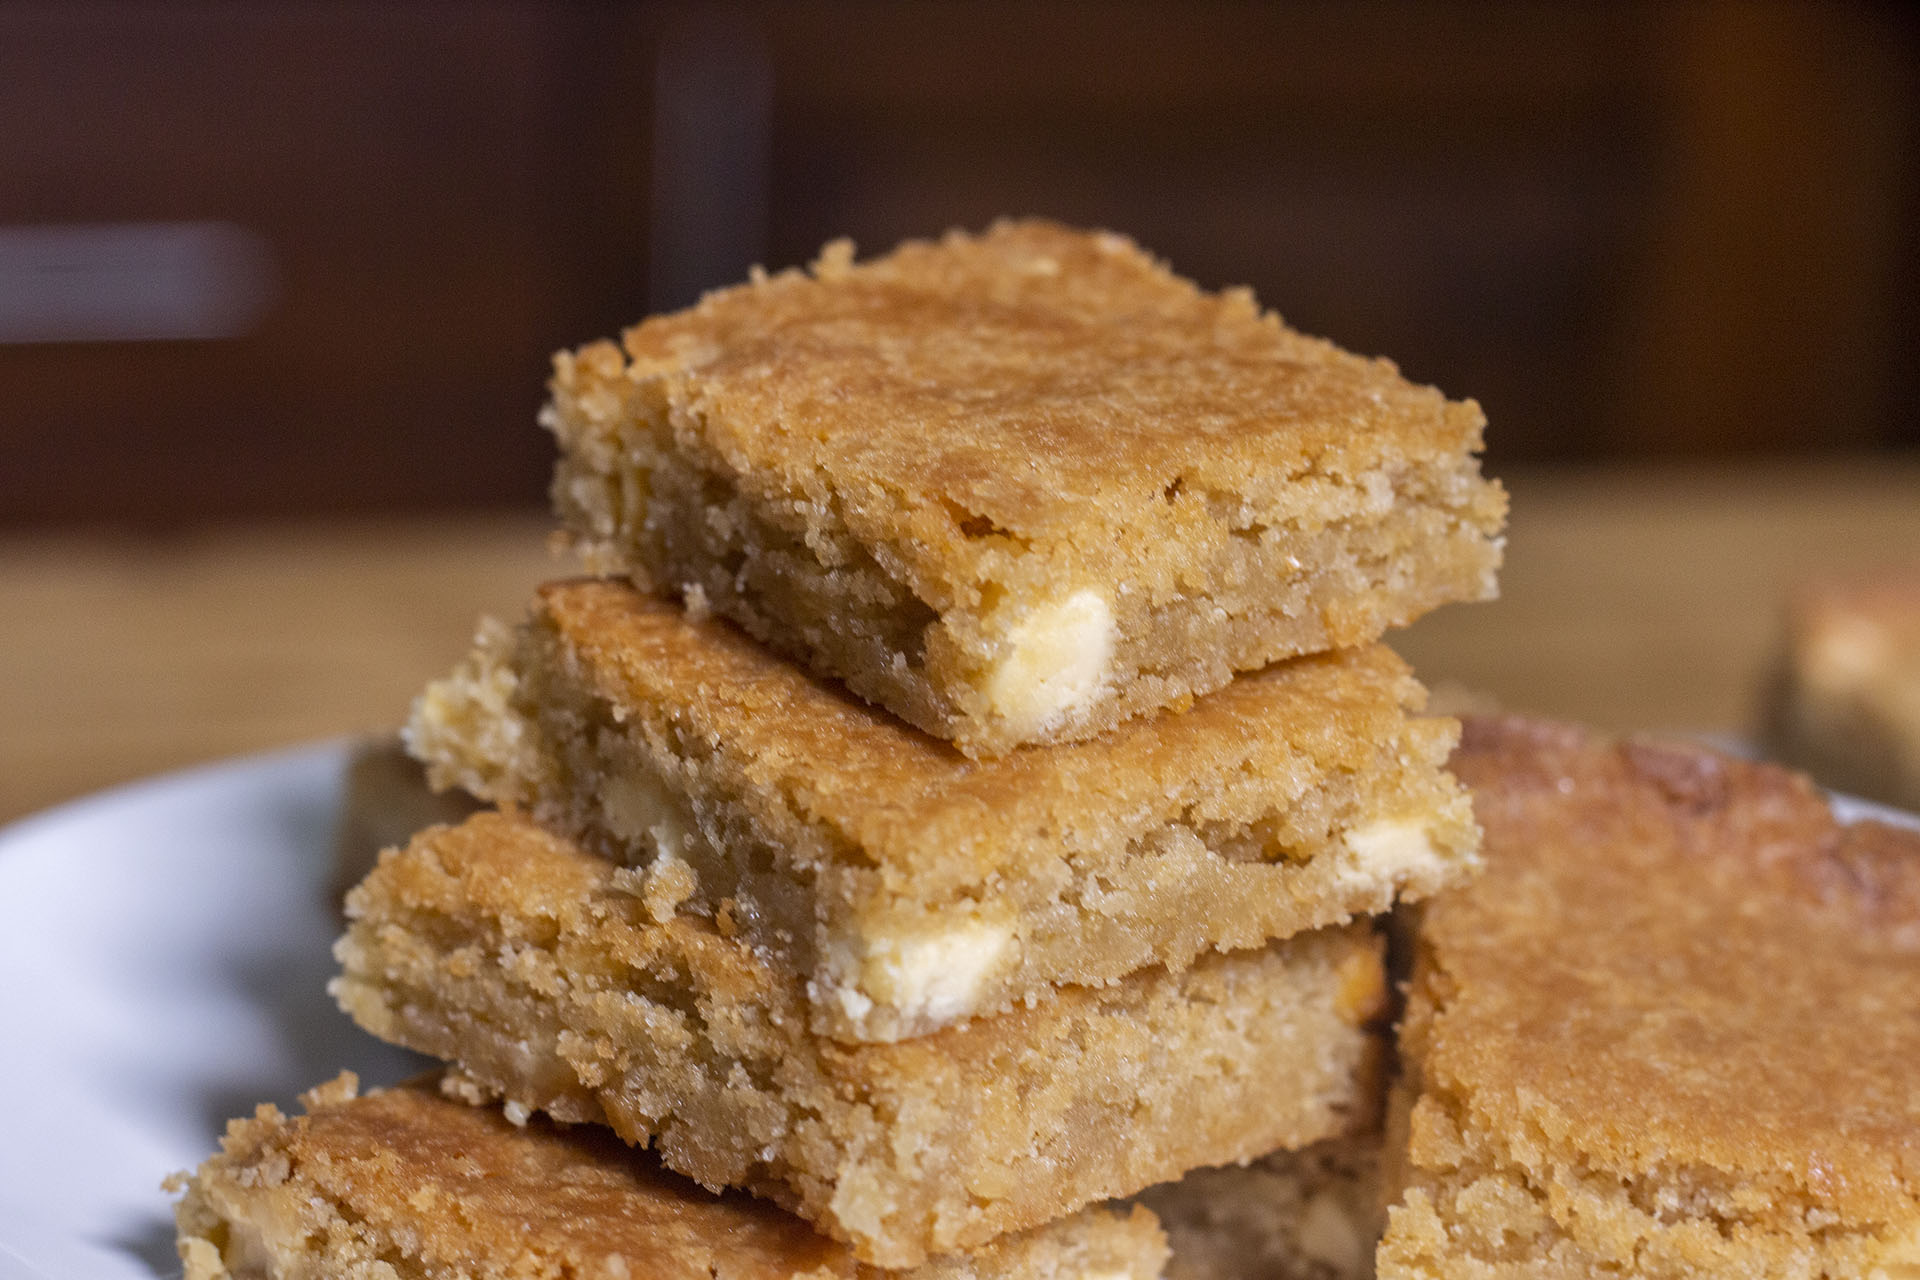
[171, 1073, 1169, 1280]
[1377, 715, 1920, 1280]
[409, 579, 1477, 1041]
[1140, 1136, 1383, 1280]
[544, 219, 1505, 756]
[1765, 569, 1920, 810]
[333, 811, 1389, 1267]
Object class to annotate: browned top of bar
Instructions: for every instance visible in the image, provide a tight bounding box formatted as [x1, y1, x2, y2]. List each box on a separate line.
[605, 219, 1493, 553]
[1425, 715, 1920, 1220]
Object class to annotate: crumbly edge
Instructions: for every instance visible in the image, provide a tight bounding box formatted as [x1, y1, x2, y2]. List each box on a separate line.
[1374, 949, 1920, 1280]
[408, 614, 1477, 1042]
[544, 344, 1503, 756]
[332, 837, 1386, 1269]
[1136, 1134, 1383, 1280]
[169, 1077, 1171, 1280]
[175, 1150, 412, 1280]
[171, 1078, 421, 1280]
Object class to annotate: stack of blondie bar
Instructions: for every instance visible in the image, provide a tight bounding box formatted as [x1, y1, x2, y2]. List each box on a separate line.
[173, 221, 1508, 1279]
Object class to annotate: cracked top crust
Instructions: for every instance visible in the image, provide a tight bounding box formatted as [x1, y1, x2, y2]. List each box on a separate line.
[1427, 715, 1920, 1225]
[588, 219, 1496, 588]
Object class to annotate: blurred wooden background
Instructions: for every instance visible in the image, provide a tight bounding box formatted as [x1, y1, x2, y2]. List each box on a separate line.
[3, 2, 1918, 820]
[3, 1, 1916, 529]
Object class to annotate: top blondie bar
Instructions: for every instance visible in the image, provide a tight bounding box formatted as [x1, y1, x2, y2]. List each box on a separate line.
[547, 220, 1506, 756]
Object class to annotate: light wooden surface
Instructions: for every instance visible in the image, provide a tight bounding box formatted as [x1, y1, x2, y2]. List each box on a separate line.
[2, 458, 1916, 826]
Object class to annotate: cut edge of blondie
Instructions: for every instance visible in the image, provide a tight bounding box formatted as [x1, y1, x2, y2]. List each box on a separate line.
[331, 811, 1390, 1267]
[170, 1073, 1173, 1280]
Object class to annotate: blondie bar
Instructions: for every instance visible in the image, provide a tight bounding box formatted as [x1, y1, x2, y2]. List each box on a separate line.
[545, 220, 1505, 757]
[1765, 568, 1920, 810]
[409, 579, 1476, 1042]
[1378, 716, 1920, 1279]
[333, 811, 1389, 1267]
[172, 1074, 1169, 1280]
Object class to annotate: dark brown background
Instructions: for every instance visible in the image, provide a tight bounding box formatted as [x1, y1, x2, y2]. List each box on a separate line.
[3, 1, 1916, 529]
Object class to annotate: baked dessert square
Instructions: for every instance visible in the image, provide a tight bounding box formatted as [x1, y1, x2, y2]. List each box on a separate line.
[1378, 715, 1920, 1279]
[409, 578, 1478, 1042]
[171, 1073, 1169, 1280]
[545, 219, 1506, 757]
[332, 810, 1390, 1268]
[1765, 567, 1920, 810]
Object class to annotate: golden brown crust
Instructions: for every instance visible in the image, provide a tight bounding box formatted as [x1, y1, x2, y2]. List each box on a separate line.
[1380, 714, 1920, 1278]
[616, 221, 1486, 552]
[172, 1074, 1170, 1280]
[545, 220, 1504, 755]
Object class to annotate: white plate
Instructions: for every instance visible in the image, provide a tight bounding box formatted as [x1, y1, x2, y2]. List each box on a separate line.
[0, 744, 425, 1280]
[0, 745, 1914, 1280]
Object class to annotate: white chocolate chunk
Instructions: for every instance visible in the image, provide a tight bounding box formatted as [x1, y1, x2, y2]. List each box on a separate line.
[861, 916, 1015, 1026]
[601, 770, 693, 860]
[1338, 816, 1442, 890]
[828, 984, 875, 1023]
[601, 771, 703, 919]
[983, 590, 1115, 735]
